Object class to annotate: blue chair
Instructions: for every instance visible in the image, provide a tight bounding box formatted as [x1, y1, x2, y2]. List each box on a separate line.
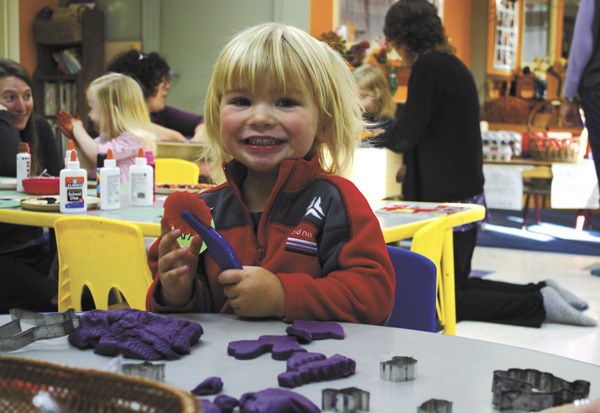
[385, 245, 437, 332]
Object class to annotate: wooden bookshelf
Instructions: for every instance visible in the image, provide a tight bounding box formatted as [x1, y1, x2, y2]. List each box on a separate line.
[32, 7, 104, 152]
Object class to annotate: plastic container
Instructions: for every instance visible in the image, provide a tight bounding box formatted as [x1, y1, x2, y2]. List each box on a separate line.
[60, 150, 87, 213]
[99, 148, 120, 210]
[129, 148, 154, 206]
[16, 142, 31, 192]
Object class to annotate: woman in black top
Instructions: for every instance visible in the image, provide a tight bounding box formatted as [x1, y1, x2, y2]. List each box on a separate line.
[376, 0, 595, 327]
[0, 59, 62, 313]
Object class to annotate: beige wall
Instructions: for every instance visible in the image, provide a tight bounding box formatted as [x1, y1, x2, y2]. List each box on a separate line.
[160, 0, 310, 114]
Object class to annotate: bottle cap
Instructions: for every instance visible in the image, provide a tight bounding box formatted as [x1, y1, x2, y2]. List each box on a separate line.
[68, 139, 75, 150]
[104, 148, 117, 168]
[135, 147, 147, 166]
[67, 149, 80, 168]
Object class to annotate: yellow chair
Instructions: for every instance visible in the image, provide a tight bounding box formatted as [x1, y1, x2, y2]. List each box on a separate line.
[54, 216, 152, 311]
[155, 158, 200, 184]
[409, 217, 449, 332]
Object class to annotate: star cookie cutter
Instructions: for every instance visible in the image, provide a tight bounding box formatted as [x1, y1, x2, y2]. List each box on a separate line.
[417, 398, 453, 413]
[0, 308, 80, 352]
[492, 368, 591, 411]
[380, 356, 417, 382]
[322, 387, 370, 412]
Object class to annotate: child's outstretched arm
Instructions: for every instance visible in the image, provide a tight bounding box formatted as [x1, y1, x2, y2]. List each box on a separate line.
[218, 266, 285, 318]
[57, 110, 97, 166]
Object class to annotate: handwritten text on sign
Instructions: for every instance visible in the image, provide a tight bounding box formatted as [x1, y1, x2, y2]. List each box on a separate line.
[483, 165, 533, 210]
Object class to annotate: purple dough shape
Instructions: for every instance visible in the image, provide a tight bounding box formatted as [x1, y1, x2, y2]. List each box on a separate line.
[213, 394, 240, 412]
[285, 320, 345, 342]
[278, 353, 356, 388]
[191, 376, 224, 396]
[239, 387, 320, 413]
[68, 309, 203, 360]
[228, 335, 306, 360]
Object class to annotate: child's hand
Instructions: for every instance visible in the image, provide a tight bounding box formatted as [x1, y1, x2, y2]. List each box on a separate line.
[219, 266, 285, 318]
[56, 110, 80, 138]
[157, 227, 203, 307]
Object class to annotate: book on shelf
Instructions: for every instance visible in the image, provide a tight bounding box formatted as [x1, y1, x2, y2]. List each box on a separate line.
[43, 82, 57, 116]
[51, 48, 82, 75]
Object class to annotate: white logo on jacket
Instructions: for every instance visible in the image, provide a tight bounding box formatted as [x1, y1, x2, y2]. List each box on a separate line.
[304, 196, 324, 220]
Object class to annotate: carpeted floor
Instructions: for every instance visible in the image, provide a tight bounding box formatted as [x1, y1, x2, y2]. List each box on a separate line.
[476, 208, 600, 256]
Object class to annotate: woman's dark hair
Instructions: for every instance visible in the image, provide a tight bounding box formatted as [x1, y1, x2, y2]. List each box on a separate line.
[383, 0, 454, 65]
[0, 59, 43, 175]
[106, 49, 170, 99]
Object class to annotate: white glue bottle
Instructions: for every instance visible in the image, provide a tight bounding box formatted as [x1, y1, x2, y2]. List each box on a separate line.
[16, 142, 31, 192]
[129, 147, 154, 206]
[99, 148, 120, 210]
[60, 150, 87, 213]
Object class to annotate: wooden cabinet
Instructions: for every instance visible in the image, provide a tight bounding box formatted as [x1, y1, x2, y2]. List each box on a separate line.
[32, 7, 104, 150]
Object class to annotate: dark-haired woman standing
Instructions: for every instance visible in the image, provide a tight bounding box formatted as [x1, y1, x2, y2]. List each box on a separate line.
[374, 0, 595, 328]
[0, 59, 63, 313]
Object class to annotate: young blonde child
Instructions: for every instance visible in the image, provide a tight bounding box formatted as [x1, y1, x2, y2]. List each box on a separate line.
[57, 73, 156, 182]
[146, 22, 395, 325]
[353, 64, 397, 133]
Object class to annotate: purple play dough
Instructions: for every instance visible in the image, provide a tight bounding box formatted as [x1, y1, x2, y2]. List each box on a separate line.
[227, 334, 306, 360]
[68, 309, 203, 360]
[278, 352, 356, 388]
[285, 320, 345, 342]
[239, 388, 320, 413]
[191, 376, 223, 396]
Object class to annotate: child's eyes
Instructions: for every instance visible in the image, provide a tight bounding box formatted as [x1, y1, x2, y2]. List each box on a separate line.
[231, 97, 251, 106]
[277, 98, 299, 107]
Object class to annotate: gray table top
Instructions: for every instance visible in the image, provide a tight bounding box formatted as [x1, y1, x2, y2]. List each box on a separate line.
[1, 313, 598, 412]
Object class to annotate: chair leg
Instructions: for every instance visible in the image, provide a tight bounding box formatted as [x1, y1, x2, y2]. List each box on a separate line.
[534, 194, 541, 224]
[522, 192, 531, 228]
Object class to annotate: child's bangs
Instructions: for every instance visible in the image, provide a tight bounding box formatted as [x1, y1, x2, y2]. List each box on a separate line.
[222, 36, 311, 96]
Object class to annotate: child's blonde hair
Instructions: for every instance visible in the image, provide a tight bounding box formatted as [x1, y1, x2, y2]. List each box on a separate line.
[353, 65, 397, 119]
[203, 22, 364, 182]
[88, 72, 156, 152]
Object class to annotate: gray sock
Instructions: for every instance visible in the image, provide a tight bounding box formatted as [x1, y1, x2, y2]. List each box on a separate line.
[541, 287, 597, 327]
[545, 279, 589, 311]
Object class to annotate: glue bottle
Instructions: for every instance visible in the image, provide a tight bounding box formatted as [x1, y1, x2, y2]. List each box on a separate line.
[16, 142, 31, 192]
[129, 147, 154, 206]
[99, 148, 120, 210]
[60, 150, 87, 213]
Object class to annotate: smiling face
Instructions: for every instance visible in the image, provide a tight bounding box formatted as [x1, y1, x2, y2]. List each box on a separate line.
[146, 78, 169, 113]
[219, 86, 319, 176]
[0, 76, 33, 131]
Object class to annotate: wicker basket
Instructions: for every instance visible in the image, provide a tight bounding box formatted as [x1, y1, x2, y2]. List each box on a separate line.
[0, 356, 201, 413]
[483, 96, 536, 124]
[33, 7, 88, 45]
[528, 130, 582, 162]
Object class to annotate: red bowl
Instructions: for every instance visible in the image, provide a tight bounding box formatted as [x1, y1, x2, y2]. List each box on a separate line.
[22, 177, 60, 195]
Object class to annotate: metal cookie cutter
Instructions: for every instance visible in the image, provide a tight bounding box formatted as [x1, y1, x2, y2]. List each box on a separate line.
[0, 308, 80, 352]
[322, 387, 370, 412]
[417, 399, 452, 413]
[380, 356, 417, 382]
[122, 360, 166, 382]
[492, 368, 591, 411]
